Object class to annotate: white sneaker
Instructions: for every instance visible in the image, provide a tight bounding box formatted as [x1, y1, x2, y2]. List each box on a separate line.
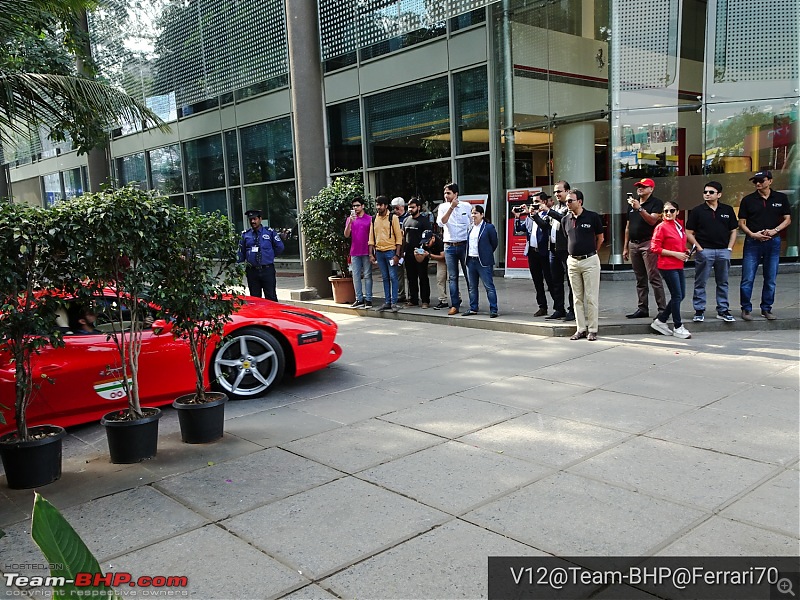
[673, 326, 692, 339]
[650, 319, 672, 336]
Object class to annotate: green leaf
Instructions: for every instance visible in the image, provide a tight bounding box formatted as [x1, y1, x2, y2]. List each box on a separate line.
[31, 493, 112, 597]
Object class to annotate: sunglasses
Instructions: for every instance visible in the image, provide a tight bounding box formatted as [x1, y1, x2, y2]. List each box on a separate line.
[752, 179, 765, 184]
[663, 208, 678, 214]
[703, 190, 717, 194]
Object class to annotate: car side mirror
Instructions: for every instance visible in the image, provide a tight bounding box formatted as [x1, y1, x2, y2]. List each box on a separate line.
[151, 319, 173, 335]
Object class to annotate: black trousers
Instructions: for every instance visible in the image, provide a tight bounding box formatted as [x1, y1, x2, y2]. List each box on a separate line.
[549, 250, 573, 313]
[405, 255, 431, 304]
[246, 264, 277, 301]
[527, 250, 553, 310]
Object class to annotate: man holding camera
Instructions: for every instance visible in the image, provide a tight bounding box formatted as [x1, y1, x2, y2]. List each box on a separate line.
[622, 178, 666, 319]
[513, 192, 554, 317]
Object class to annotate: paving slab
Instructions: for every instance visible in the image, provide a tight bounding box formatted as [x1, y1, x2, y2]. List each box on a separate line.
[281, 366, 378, 399]
[598, 370, 749, 406]
[372, 368, 491, 400]
[660, 353, 789, 384]
[464, 472, 705, 556]
[719, 470, 800, 538]
[223, 405, 342, 447]
[360, 440, 551, 513]
[109, 524, 308, 599]
[567, 436, 776, 509]
[458, 375, 593, 410]
[222, 477, 449, 580]
[532, 355, 660, 388]
[707, 383, 800, 421]
[223, 392, 306, 419]
[646, 407, 800, 465]
[657, 516, 800, 556]
[279, 584, 338, 599]
[155, 447, 341, 520]
[537, 388, 695, 433]
[322, 519, 542, 599]
[379, 395, 525, 438]
[289, 384, 427, 425]
[281, 418, 443, 473]
[459, 412, 631, 468]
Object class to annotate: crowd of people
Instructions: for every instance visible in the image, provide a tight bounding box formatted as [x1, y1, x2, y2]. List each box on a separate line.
[339, 171, 791, 341]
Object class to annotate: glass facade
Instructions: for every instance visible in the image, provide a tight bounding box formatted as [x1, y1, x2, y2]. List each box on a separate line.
[7, 0, 797, 267]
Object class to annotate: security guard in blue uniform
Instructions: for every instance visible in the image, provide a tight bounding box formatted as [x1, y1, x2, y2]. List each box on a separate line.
[238, 209, 285, 301]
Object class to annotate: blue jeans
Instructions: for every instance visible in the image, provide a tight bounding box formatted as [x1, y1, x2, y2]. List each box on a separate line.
[466, 257, 498, 313]
[657, 268, 685, 328]
[350, 254, 372, 302]
[444, 243, 469, 308]
[375, 249, 398, 305]
[740, 236, 780, 313]
[692, 248, 731, 314]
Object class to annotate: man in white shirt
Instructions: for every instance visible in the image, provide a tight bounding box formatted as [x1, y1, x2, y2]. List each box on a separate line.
[437, 182, 472, 316]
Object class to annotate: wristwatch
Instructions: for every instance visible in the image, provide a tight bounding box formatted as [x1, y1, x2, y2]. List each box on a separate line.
[638, 207, 644, 212]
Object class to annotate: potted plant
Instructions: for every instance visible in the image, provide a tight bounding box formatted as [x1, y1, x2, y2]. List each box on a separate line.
[151, 208, 243, 444]
[56, 186, 180, 463]
[0, 203, 68, 489]
[297, 174, 374, 303]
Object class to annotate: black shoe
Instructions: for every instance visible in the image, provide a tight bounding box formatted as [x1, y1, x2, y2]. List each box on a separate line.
[626, 309, 650, 319]
[533, 308, 548, 317]
[461, 310, 477, 316]
[545, 311, 565, 320]
[350, 300, 365, 309]
[489, 312, 498, 318]
[365, 301, 373, 308]
[433, 301, 448, 310]
[563, 312, 575, 321]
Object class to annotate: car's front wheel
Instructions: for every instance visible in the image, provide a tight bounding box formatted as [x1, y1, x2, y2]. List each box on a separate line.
[211, 328, 285, 399]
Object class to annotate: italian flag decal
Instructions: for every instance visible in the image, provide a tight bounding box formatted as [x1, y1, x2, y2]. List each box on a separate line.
[93, 377, 131, 400]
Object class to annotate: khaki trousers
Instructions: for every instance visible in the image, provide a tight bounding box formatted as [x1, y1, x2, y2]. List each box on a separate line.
[436, 260, 448, 302]
[567, 254, 601, 334]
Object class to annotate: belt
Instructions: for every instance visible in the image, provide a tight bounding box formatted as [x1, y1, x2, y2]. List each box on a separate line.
[629, 239, 650, 244]
[445, 241, 467, 246]
[247, 264, 273, 270]
[570, 251, 597, 260]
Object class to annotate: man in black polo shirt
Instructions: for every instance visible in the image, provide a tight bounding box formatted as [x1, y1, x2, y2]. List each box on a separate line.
[622, 178, 666, 318]
[562, 190, 604, 341]
[685, 181, 738, 323]
[737, 170, 792, 321]
[401, 197, 432, 307]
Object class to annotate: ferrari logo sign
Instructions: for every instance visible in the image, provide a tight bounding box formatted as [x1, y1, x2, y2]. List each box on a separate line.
[93, 378, 131, 400]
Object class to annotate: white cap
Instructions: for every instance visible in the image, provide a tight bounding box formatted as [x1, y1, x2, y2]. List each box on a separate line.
[391, 197, 406, 207]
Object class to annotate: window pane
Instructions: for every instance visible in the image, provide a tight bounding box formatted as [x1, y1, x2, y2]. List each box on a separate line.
[451, 8, 485, 32]
[365, 77, 450, 167]
[328, 100, 362, 171]
[244, 182, 299, 257]
[149, 145, 183, 194]
[63, 168, 83, 199]
[225, 130, 240, 186]
[372, 160, 452, 212]
[240, 118, 294, 184]
[456, 155, 491, 197]
[42, 173, 63, 207]
[454, 67, 489, 155]
[115, 153, 146, 188]
[188, 190, 228, 215]
[183, 135, 224, 192]
[229, 187, 244, 231]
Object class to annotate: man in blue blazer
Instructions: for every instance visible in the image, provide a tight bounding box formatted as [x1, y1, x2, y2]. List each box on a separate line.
[462, 205, 499, 318]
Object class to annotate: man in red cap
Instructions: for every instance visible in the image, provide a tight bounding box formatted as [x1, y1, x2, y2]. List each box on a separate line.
[622, 178, 667, 318]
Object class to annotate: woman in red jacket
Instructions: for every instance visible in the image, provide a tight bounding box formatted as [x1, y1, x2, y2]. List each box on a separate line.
[650, 200, 692, 339]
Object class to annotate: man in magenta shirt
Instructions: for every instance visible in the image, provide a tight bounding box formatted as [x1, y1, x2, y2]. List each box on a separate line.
[344, 197, 373, 308]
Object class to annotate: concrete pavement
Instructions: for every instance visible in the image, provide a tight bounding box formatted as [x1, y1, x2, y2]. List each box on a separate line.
[1, 305, 798, 599]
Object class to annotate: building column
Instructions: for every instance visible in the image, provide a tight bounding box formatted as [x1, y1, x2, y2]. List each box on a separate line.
[553, 122, 595, 186]
[285, 0, 332, 298]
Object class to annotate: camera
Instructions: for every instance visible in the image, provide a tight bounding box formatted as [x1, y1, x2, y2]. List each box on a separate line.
[627, 192, 634, 206]
[414, 247, 425, 255]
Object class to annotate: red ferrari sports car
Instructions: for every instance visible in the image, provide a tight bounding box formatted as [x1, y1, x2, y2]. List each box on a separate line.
[0, 295, 341, 433]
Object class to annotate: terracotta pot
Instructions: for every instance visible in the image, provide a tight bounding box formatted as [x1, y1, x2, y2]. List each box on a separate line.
[328, 276, 355, 304]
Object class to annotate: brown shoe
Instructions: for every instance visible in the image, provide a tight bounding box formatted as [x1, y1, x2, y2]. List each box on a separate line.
[761, 311, 777, 320]
[587, 332, 598, 341]
[421, 303, 429, 309]
[533, 308, 548, 317]
[570, 330, 588, 340]
[448, 307, 459, 315]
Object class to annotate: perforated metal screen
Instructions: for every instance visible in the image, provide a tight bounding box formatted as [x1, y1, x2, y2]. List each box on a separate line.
[615, 0, 680, 90]
[319, 0, 498, 60]
[713, 0, 799, 82]
[88, 0, 288, 110]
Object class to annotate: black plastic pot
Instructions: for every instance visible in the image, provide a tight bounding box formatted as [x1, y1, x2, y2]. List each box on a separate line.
[173, 392, 227, 444]
[0, 425, 66, 489]
[100, 408, 162, 464]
